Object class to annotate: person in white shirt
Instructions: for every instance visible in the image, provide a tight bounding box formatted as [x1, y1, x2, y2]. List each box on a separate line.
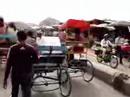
[7, 22, 18, 42]
[100, 34, 113, 57]
[115, 35, 125, 46]
[101, 34, 113, 47]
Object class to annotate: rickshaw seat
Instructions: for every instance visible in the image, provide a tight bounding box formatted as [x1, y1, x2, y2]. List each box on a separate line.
[38, 45, 67, 55]
[72, 45, 84, 53]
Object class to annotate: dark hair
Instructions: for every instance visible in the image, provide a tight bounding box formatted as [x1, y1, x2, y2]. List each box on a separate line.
[27, 30, 33, 37]
[128, 40, 130, 44]
[17, 31, 27, 41]
[0, 17, 4, 27]
[75, 28, 80, 34]
[8, 22, 16, 31]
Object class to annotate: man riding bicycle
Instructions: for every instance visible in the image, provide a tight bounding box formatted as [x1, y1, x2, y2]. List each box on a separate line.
[100, 34, 113, 57]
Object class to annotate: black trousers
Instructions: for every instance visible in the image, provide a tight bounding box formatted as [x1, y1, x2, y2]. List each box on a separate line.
[116, 46, 123, 64]
[11, 73, 32, 97]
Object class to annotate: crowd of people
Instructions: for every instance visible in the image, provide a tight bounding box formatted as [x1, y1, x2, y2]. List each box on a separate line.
[100, 33, 130, 65]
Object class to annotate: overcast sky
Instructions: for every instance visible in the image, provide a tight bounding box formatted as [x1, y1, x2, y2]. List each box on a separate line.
[0, 0, 130, 24]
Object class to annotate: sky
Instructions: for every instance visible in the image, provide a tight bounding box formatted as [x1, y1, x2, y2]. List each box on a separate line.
[0, 0, 130, 24]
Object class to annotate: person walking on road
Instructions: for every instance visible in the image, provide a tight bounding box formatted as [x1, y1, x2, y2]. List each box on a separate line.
[3, 30, 38, 97]
[115, 34, 126, 64]
[0, 17, 6, 35]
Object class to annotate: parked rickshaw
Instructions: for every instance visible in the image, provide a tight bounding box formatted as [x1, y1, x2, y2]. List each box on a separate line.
[32, 36, 71, 97]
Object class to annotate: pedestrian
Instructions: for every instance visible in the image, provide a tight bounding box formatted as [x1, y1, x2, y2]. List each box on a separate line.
[121, 40, 130, 68]
[0, 17, 6, 34]
[7, 22, 17, 35]
[26, 30, 38, 48]
[3, 30, 38, 97]
[58, 29, 66, 43]
[36, 31, 42, 42]
[115, 34, 126, 64]
[7, 22, 18, 42]
[0, 17, 7, 44]
[74, 28, 84, 41]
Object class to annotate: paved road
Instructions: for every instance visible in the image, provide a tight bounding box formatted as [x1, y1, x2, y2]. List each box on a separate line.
[0, 69, 128, 97]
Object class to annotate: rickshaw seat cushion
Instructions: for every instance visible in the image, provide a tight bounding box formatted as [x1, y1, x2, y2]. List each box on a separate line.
[41, 50, 63, 54]
[72, 46, 84, 53]
[38, 46, 67, 54]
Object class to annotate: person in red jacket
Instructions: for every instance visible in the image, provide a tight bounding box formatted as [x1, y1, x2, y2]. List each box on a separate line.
[3, 30, 38, 97]
[121, 40, 130, 52]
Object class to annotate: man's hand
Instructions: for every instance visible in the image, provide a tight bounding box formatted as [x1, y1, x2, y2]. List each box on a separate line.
[3, 80, 7, 89]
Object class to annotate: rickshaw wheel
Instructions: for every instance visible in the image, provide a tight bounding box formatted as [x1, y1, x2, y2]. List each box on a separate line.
[59, 69, 72, 97]
[81, 59, 94, 82]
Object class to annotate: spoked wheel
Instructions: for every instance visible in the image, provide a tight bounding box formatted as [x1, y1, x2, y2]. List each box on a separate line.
[59, 69, 72, 97]
[81, 59, 94, 82]
[110, 55, 118, 69]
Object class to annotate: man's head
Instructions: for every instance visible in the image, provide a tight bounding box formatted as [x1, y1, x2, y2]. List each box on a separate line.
[27, 30, 33, 37]
[17, 31, 27, 42]
[103, 34, 109, 40]
[8, 22, 16, 31]
[0, 17, 4, 27]
[75, 28, 80, 35]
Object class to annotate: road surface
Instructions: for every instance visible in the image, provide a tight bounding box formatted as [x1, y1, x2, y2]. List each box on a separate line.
[0, 68, 128, 97]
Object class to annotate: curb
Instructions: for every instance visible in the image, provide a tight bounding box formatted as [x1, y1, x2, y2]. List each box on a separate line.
[87, 49, 130, 96]
[123, 79, 130, 96]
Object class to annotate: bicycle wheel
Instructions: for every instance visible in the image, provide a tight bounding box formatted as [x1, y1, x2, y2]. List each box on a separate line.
[81, 59, 94, 82]
[59, 69, 72, 97]
[110, 55, 118, 69]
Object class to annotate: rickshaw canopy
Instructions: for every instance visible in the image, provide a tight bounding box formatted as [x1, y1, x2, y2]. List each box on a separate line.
[60, 19, 90, 32]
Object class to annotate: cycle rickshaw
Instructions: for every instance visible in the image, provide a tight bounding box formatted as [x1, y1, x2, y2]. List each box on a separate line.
[60, 19, 94, 82]
[32, 36, 71, 97]
[66, 40, 94, 82]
